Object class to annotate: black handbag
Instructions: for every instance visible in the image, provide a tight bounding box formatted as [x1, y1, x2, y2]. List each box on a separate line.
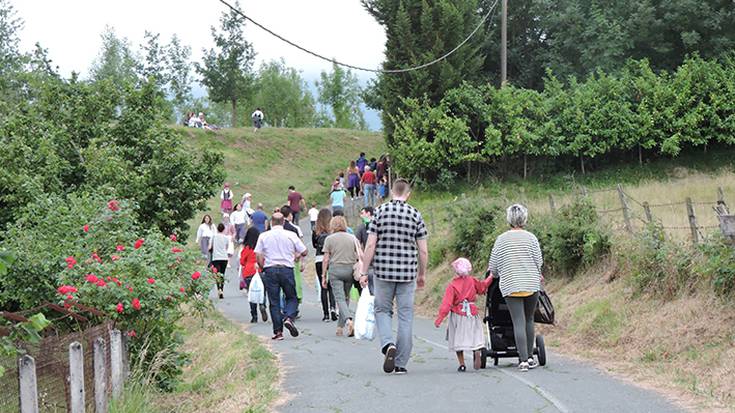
[534, 290, 555, 324]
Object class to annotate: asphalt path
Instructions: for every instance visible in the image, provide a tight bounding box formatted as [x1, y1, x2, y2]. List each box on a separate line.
[213, 212, 684, 413]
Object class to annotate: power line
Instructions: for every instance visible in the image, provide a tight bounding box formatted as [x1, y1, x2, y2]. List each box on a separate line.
[216, 0, 500, 74]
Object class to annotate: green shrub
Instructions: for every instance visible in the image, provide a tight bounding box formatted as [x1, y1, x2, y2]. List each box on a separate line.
[448, 201, 504, 265]
[1, 194, 212, 389]
[628, 224, 696, 298]
[699, 237, 735, 297]
[531, 199, 611, 276]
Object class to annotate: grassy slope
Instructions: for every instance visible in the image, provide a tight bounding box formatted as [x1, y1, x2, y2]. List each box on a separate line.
[413, 152, 735, 411]
[177, 126, 385, 242]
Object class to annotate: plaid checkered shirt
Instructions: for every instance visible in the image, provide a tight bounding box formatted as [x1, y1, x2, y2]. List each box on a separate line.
[367, 200, 428, 282]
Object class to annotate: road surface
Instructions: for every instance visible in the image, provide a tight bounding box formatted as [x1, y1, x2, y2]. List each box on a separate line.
[214, 215, 684, 413]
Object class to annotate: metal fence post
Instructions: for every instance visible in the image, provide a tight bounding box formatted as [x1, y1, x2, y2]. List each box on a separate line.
[686, 197, 699, 244]
[18, 355, 39, 413]
[93, 337, 108, 413]
[69, 342, 85, 413]
[617, 184, 633, 233]
[110, 330, 123, 399]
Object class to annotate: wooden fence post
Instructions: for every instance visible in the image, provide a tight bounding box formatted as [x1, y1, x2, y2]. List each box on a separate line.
[643, 202, 653, 223]
[18, 355, 39, 413]
[69, 342, 85, 413]
[617, 184, 633, 233]
[548, 194, 556, 213]
[110, 330, 123, 399]
[686, 197, 699, 244]
[93, 337, 108, 413]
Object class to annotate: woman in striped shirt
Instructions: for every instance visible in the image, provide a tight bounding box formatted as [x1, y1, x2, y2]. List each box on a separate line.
[487, 204, 543, 372]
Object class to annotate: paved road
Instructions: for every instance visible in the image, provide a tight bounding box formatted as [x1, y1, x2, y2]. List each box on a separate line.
[213, 214, 684, 413]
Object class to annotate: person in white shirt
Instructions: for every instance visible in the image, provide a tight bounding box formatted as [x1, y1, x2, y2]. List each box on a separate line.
[254, 213, 307, 340]
[252, 108, 264, 132]
[241, 192, 253, 212]
[231, 203, 248, 244]
[196, 215, 215, 261]
[308, 202, 320, 231]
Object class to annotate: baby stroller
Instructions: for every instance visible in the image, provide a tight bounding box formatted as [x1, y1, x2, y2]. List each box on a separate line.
[480, 275, 554, 368]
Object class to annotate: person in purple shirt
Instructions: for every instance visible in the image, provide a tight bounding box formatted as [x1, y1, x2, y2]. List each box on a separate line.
[356, 152, 368, 175]
[250, 203, 268, 233]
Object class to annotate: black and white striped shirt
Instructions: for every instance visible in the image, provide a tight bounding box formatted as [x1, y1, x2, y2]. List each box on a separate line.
[488, 229, 543, 297]
[368, 200, 428, 282]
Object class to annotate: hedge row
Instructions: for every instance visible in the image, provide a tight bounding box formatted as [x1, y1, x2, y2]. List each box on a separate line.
[392, 55, 735, 181]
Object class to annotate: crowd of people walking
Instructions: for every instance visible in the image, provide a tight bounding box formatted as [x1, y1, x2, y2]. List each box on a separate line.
[197, 150, 545, 375]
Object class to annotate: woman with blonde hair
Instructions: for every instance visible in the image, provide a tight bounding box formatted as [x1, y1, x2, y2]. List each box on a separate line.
[312, 208, 337, 321]
[322, 215, 361, 336]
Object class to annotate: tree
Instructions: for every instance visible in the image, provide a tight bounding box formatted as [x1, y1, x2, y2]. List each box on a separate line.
[253, 60, 315, 127]
[362, 0, 485, 141]
[90, 26, 138, 87]
[166, 34, 193, 119]
[196, 1, 256, 127]
[139, 31, 168, 86]
[315, 62, 366, 130]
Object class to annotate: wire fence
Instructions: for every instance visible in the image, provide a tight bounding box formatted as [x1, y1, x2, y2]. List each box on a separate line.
[415, 183, 731, 246]
[0, 322, 114, 412]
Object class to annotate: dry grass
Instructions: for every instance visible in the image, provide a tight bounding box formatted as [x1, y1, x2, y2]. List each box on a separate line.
[540, 260, 735, 412]
[526, 169, 735, 241]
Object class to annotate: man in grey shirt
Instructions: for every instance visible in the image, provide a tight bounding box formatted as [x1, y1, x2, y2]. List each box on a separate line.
[360, 179, 428, 375]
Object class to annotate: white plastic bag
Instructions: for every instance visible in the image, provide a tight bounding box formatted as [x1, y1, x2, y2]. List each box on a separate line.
[248, 272, 265, 304]
[354, 288, 375, 341]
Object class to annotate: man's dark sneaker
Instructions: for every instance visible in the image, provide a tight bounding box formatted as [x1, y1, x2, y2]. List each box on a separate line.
[259, 304, 268, 322]
[218, 290, 224, 299]
[271, 332, 284, 341]
[383, 344, 397, 373]
[330, 310, 338, 321]
[322, 315, 330, 322]
[394, 367, 408, 375]
[250, 317, 257, 323]
[284, 318, 299, 337]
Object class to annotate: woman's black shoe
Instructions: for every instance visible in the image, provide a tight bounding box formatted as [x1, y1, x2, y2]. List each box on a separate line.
[322, 315, 329, 322]
[250, 317, 257, 323]
[457, 365, 466, 372]
[330, 310, 338, 321]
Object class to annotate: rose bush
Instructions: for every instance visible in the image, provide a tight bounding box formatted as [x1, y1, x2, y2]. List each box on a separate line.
[2, 194, 213, 389]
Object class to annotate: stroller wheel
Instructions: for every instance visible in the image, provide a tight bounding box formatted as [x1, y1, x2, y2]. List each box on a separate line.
[536, 335, 547, 366]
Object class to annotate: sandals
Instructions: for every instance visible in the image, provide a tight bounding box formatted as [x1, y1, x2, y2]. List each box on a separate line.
[457, 365, 466, 372]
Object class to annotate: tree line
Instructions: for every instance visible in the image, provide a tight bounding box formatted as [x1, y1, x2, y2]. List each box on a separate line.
[361, 0, 735, 141]
[390, 55, 735, 183]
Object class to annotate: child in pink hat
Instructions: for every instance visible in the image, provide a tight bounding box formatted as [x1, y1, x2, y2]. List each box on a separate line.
[435, 257, 493, 372]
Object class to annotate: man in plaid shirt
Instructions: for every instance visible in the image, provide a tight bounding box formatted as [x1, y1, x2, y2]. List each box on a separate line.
[359, 178, 429, 374]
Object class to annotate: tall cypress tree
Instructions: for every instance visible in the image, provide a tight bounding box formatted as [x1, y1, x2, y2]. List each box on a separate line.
[362, 0, 484, 143]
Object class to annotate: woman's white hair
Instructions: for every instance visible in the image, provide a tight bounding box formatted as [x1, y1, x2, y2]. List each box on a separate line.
[506, 204, 529, 228]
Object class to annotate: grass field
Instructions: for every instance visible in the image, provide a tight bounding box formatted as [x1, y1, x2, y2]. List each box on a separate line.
[177, 126, 385, 242]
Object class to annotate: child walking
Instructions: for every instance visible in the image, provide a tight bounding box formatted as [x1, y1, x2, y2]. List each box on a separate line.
[435, 258, 493, 372]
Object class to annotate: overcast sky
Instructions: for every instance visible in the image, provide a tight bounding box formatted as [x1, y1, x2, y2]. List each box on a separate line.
[10, 0, 387, 127]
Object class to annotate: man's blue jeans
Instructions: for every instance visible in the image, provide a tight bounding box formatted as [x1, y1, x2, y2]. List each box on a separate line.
[363, 184, 375, 206]
[263, 266, 298, 334]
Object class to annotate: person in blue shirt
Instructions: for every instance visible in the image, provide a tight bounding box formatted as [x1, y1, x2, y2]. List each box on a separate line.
[250, 203, 269, 233]
[330, 188, 347, 214]
[356, 152, 368, 175]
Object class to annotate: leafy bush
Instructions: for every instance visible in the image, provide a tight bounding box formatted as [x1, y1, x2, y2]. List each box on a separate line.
[699, 237, 735, 297]
[1, 194, 212, 389]
[0, 75, 224, 239]
[391, 55, 735, 182]
[449, 201, 504, 266]
[531, 200, 611, 276]
[627, 224, 696, 298]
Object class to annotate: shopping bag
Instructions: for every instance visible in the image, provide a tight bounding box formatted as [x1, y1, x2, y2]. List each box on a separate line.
[354, 289, 375, 341]
[350, 285, 359, 302]
[226, 240, 234, 257]
[248, 273, 265, 304]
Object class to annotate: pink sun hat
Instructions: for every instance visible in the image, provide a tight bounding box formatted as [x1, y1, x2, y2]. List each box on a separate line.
[451, 257, 472, 276]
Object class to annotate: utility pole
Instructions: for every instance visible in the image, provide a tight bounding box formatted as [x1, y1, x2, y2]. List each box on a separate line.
[500, 0, 508, 87]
